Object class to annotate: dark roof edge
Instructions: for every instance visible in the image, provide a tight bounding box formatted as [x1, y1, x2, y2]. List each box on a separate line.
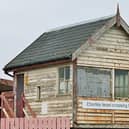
[3, 32, 48, 71]
[4, 57, 72, 72]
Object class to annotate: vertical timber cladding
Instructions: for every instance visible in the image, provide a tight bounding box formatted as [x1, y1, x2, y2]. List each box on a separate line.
[76, 26, 129, 126]
[23, 64, 73, 117]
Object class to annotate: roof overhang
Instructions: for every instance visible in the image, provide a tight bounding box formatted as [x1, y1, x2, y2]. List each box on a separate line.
[5, 58, 72, 73]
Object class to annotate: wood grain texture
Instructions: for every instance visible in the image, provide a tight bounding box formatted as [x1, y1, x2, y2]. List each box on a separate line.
[76, 96, 129, 127]
[76, 26, 129, 127]
[22, 64, 73, 118]
[77, 26, 129, 70]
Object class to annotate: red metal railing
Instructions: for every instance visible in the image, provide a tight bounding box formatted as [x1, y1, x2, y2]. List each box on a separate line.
[0, 117, 70, 129]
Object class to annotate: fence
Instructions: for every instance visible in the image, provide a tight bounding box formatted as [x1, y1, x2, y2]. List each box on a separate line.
[0, 117, 70, 129]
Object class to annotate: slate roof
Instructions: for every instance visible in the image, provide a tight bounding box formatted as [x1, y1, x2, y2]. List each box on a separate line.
[4, 16, 113, 71]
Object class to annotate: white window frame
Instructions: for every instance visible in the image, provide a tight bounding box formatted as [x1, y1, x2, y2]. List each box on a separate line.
[58, 66, 70, 95]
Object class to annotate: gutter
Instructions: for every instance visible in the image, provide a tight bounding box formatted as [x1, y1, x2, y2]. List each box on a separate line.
[4, 71, 14, 78]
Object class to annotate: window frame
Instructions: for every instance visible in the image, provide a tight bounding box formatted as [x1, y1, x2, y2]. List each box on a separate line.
[37, 86, 41, 101]
[77, 66, 112, 98]
[58, 65, 71, 95]
[114, 69, 129, 98]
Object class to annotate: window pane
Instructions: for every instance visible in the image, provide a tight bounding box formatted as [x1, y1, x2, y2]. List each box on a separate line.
[65, 67, 70, 80]
[124, 88, 128, 97]
[37, 86, 41, 100]
[119, 74, 124, 87]
[115, 70, 129, 98]
[58, 66, 70, 94]
[115, 88, 119, 97]
[77, 67, 111, 97]
[59, 80, 66, 94]
[59, 68, 64, 79]
[125, 74, 128, 87]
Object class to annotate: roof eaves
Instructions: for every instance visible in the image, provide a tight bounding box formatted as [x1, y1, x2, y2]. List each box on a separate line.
[4, 56, 72, 72]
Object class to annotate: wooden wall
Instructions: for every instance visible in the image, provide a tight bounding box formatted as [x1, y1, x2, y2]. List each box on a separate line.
[22, 64, 73, 118]
[77, 26, 129, 70]
[76, 26, 129, 128]
[76, 97, 129, 128]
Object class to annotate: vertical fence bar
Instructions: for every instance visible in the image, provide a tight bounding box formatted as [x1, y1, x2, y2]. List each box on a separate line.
[24, 118, 29, 129]
[0, 117, 70, 129]
[6, 118, 10, 129]
[57, 117, 61, 129]
[10, 118, 15, 129]
[62, 117, 66, 129]
[38, 118, 43, 129]
[65, 117, 70, 129]
[19, 118, 24, 129]
[15, 118, 20, 129]
[1, 118, 6, 129]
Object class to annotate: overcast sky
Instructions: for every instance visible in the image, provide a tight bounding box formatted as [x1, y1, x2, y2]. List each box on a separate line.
[0, 0, 129, 80]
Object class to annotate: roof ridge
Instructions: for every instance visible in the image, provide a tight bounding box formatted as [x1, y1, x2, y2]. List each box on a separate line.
[46, 14, 115, 33]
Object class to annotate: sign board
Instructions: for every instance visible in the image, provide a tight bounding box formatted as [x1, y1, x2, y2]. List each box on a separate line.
[82, 100, 129, 110]
[42, 102, 48, 114]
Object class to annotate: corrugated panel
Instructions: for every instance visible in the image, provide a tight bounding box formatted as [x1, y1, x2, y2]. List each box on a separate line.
[77, 67, 111, 97]
[4, 16, 113, 71]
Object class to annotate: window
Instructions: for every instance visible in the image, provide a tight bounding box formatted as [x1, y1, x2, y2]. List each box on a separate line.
[37, 86, 41, 100]
[115, 70, 129, 98]
[58, 66, 70, 94]
[77, 67, 111, 97]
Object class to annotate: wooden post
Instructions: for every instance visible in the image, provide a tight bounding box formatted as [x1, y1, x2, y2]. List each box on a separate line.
[72, 59, 77, 127]
[16, 74, 24, 117]
[112, 69, 115, 100]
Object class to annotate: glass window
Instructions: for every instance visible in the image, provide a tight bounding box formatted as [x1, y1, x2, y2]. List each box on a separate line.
[59, 66, 70, 94]
[115, 70, 129, 98]
[37, 86, 41, 100]
[77, 67, 111, 97]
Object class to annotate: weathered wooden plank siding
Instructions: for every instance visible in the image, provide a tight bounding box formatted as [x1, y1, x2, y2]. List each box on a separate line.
[77, 26, 129, 69]
[77, 97, 129, 125]
[76, 26, 129, 127]
[23, 65, 73, 117]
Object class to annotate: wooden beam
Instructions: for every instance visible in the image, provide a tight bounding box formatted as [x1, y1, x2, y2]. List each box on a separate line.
[23, 108, 29, 118]
[2, 108, 9, 118]
[72, 59, 77, 127]
[12, 59, 72, 73]
[112, 69, 115, 100]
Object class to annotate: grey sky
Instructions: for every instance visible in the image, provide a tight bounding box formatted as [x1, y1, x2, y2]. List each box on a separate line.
[0, 0, 129, 79]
